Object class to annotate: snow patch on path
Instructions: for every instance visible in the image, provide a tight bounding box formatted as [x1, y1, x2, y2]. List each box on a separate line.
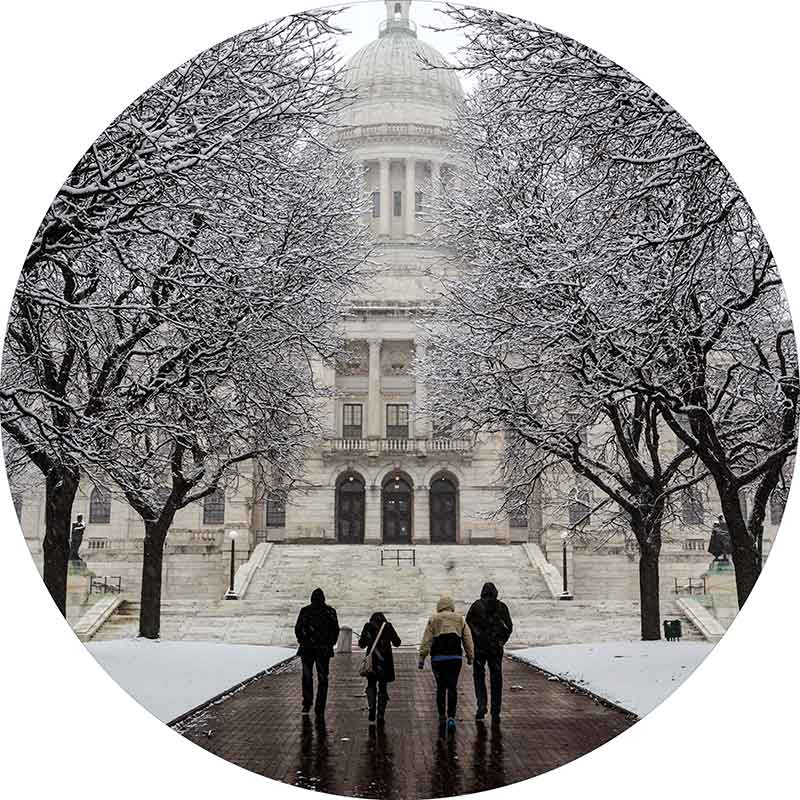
[515, 640, 714, 716]
[87, 639, 295, 723]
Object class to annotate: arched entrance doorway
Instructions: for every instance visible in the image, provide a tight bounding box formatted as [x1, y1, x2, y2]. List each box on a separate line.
[382, 473, 413, 544]
[336, 472, 365, 543]
[430, 474, 458, 543]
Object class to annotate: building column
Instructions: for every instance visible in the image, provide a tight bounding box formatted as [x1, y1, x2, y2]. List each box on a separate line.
[367, 338, 382, 438]
[365, 483, 382, 543]
[430, 159, 441, 191]
[414, 338, 429, 439]
[405, 157, 416, 236]
[379, 158, 391, 237]
[321, 359, 337, 438]
[413, 482, 430, 543]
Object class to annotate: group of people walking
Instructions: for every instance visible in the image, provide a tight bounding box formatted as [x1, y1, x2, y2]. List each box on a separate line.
[294, 582, 513, 731]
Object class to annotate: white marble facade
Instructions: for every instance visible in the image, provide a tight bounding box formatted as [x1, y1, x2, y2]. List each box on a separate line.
[256, 2, 510, 546]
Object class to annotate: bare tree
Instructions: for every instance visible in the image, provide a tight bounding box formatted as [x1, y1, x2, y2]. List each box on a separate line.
[0, 11, 368, 616]
[104, 143, 369, 638]
[423, 4, 796, 617]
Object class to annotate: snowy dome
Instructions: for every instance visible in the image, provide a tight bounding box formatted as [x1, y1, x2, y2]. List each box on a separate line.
[340, 1, 463, 128]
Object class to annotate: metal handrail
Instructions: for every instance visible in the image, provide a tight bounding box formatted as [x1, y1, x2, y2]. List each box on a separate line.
[673, 576, 707, 595]
[381, 548, 416, 567]
[89, 576, 122, 594]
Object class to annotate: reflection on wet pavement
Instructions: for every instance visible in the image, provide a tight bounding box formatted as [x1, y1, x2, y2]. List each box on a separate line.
[178, 652, 634, 798]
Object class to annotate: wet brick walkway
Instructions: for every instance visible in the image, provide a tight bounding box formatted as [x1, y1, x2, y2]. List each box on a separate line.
[176, 652, 634, 797]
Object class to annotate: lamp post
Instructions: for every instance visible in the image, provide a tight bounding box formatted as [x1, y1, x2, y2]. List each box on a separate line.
[559, 531, 573, 600]
[225, 530, 238, 600]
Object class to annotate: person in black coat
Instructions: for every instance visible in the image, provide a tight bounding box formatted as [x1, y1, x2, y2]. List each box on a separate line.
[358, 612, 401, 724]
[466, 582, 513, 721]
[295, 587, 340, 716]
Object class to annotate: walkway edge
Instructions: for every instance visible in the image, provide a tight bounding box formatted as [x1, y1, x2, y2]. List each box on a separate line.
[167, 654, 297, 728]
[508, 653, 639, 721]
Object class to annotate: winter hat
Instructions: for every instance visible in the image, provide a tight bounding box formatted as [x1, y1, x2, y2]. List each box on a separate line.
[437, 594, 455, 612]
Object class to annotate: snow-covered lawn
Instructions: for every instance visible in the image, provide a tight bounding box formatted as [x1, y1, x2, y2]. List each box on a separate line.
[86, 639, 295, 723]
[515, 640, 714, 716]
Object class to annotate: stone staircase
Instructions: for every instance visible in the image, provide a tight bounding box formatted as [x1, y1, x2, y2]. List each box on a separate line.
[90, 544, 704, 645]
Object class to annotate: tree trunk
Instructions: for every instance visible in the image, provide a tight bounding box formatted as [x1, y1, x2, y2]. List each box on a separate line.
[139, 523, 168, 639]
[637, 532, 662, 641]
[42, 467, 80, 617]
[719, 485, 760, 609]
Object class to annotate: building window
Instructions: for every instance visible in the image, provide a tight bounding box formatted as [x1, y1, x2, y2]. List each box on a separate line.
[770, 491, 786, 525]
[266, 496, 286, 527]
[386, 404, 409, 439]
[682, 486, 704, 525]
[568, 490, 591, 526]
[393, 191, 402, 217]
[203, 488, 226, 525]
[371, 191, 380, 218]
[89, 487, 111, 524]
[415, 191, 423, 215]
[343, 404, 363, 439]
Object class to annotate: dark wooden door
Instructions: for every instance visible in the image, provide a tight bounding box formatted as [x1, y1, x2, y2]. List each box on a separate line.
[430, 477, 457, 543]
[383, 477, 412, 544]
[337, 476, 365, 543]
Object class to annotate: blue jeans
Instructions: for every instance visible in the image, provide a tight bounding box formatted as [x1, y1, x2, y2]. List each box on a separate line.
[432, 659, 462, 718]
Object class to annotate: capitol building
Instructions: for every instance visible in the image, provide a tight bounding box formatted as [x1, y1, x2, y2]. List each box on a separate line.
[14, 2, 774, 641]
[256, 0, 511, 548]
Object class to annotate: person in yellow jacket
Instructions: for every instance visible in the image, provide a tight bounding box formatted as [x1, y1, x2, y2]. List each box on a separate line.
[418, 595, 475, 730]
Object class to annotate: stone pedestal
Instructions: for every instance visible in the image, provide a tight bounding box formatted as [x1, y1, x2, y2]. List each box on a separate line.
[336, 626, 353, 653]
[66, 561, 95, 620]
[703, 559, 736, 591]
[702, 559, 739, 627]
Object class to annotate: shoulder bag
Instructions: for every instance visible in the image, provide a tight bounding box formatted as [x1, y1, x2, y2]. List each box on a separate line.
[358, 621, 387, 677]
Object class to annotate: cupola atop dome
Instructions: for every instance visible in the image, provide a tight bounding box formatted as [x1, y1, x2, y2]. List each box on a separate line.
[381, 1, 416, 37]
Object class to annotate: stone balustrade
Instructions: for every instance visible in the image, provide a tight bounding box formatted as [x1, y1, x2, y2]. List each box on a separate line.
[85, 537, 109, 551]
[336, 121, 446, 142]
[322, 437, 471, 458]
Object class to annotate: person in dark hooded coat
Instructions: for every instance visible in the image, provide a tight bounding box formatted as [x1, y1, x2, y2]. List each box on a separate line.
[358, 612, 401, 724]
[466, 582, 513, 720]
[294, 588, 340, 715]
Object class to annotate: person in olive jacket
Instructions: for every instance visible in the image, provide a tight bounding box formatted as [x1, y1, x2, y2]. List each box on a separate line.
[294, 587, 340, 716]
[466, 582, 513, 720]
[358, 611, 402, 724]
[418, 595, 475, 730]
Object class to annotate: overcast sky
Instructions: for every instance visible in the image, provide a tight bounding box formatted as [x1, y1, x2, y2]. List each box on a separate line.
[326, 1, 470, 71]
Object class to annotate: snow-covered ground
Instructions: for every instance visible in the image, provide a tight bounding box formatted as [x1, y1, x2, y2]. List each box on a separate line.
[87, 639, 295, 723]
[515, 640, 714, 716]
